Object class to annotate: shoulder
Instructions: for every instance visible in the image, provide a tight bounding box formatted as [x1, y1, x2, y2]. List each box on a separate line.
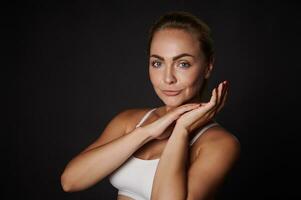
[79, 107, 154, 153]
[199, 125, 240, 147]
[196, 124, 241, 161]
[117, 107, 154, 134]
[185, 124, 240, 200]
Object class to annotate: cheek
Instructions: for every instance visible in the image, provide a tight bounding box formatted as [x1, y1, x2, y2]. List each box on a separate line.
[149, 68, 160, 86]
[184, 65, 205, 90]
[180, 75, 203, 96]
[182, 73, 201, 88]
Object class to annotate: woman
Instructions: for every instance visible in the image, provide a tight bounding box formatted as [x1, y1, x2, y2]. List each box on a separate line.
[61, 11, 240, 200]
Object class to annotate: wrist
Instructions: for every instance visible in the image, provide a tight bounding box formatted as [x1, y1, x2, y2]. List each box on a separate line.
[135, 126, 156, 142]
[173, 123, 189, 138]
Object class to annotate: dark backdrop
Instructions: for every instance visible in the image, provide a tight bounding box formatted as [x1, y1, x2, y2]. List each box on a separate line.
[8, 0, 301, 199]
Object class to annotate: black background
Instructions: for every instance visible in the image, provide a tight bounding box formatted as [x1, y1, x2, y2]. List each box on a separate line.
[8, 0, 301, 199]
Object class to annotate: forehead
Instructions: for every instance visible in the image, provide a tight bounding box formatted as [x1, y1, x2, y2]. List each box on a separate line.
[150, 28, 200, 56]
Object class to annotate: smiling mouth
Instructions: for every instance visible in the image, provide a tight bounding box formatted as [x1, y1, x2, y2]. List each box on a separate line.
[162, 90, 182, 96]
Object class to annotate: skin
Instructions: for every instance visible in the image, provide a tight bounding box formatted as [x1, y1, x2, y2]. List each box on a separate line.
[115, 28, 238, 200]
[60, 27, 239, 200]
[144, 28, 239, 200]
[149, 28, 213, 112]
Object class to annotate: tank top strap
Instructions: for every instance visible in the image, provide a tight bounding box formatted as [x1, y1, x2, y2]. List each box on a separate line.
[189, 121, 220, 146]
[135, 108, 157, 128]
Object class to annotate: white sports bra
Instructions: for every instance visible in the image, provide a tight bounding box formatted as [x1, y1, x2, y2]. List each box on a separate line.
[109, 108, 220, 200]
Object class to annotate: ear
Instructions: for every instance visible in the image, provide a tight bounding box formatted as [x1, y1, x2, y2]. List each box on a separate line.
[204, 57, 214, 79]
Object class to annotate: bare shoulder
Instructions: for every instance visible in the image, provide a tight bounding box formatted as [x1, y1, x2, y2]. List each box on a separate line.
[124, 107, 155, 134]
[80, 107, 151, 153]
[196, 124, 241, 160]
[104, 106, 154, 134]
[186, 125, 241, 200]
[200, 125, 240, 146]
[105, 108, 146, 133]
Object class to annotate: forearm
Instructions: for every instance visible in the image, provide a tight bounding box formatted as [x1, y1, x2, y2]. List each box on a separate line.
[61, 127, 154, 192]
[151, 125, 189, 200]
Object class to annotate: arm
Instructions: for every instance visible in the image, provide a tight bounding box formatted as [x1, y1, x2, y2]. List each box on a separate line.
[151, 125, 240, 200]
[151, 81, 239, 199]
[60, 110, 154, 192]
[150, 125, 189, 200]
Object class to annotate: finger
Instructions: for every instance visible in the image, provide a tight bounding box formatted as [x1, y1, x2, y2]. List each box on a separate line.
[178, 103, 200, 109]
[213, 81, 228, 116]
[216, 88, 228, 113]
[168, 103, 198, 112]
[206, 82, 222, 114]
[202, 86, 218, 117]
[179, 104, 201, 115]
[171, 103, 200, 118]
[189, 111, 212, 131]
[181, 103, 200, 110]
[199, 102, 207, 106]
[183, 82, 227, 131]
[215, 81, 228, 113]
[207, 87, 218, 109]
[191, 102, 210, 115]
[207, 81, 226, 118]
[188, 88, 222, 130]
[216, 81, 224, 107]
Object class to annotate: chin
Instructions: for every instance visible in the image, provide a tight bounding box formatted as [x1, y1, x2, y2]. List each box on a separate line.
[164, 96, 199, 107]
[161, 98, 185, 107]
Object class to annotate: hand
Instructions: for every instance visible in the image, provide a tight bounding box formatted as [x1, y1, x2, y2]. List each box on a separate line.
[175, 80, 229, 134]
[141, 103, 201, 140]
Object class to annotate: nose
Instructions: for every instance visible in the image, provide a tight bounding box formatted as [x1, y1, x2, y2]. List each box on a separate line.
[163, 66, 177, 84]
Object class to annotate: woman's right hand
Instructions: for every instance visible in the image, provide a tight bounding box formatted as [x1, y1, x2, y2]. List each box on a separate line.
[141, 103, 201, 140]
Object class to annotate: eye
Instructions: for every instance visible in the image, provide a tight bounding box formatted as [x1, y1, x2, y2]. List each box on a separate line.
[151, 60, 162, 68]
[179, 62, 191, 68]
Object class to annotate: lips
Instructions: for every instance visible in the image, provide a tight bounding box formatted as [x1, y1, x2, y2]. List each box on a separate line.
[162, 90, 182, 96]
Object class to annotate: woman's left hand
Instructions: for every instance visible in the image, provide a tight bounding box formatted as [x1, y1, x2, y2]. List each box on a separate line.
[175, 80, 229, 134]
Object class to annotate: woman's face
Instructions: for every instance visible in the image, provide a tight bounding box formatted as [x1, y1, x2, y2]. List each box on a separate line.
[149, 28, 212, 109]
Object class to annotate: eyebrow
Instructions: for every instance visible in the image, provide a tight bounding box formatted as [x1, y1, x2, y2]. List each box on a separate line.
[150, 53, 195, 61]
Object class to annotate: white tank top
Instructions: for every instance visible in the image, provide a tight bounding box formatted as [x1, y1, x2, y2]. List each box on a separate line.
[109, 108, 220, 200]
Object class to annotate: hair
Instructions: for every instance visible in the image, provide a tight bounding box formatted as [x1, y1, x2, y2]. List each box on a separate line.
[146, 11, 215, 101]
